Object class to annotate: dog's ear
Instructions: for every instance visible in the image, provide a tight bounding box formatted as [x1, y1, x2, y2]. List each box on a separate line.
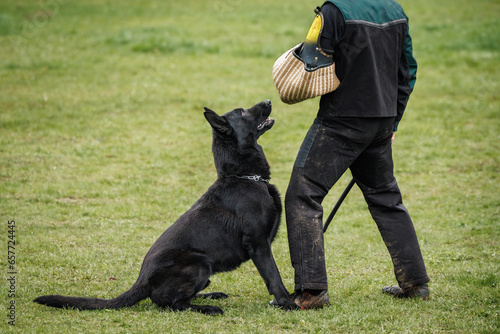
[204, 107, 231, 134]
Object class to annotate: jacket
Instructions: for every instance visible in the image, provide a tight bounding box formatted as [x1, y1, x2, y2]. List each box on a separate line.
[318, 0, 417, 130]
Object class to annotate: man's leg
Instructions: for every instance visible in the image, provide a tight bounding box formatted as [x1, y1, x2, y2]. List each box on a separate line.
[285, 118, 367, 293]
[350, 118, 430, 291]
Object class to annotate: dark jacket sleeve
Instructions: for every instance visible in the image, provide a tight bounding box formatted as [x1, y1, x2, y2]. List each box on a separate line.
[395, 17, 417, 131]
[319, 2, 345, 54]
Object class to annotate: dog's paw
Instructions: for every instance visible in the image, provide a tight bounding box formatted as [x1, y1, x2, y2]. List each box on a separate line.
[196, 292, 229, 300]
[200, 305, 224, 315]
[279, 301, 300, 311]
[269, 299, 299, 311]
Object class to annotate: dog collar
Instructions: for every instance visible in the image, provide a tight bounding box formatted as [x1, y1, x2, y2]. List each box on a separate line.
[231, 175, 270, 183]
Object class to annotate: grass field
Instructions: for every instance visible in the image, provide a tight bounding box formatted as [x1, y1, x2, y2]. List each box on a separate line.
[1, 0, 499, 332]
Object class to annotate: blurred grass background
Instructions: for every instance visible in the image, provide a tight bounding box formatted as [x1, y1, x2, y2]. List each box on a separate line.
[1, 0, 498, 332]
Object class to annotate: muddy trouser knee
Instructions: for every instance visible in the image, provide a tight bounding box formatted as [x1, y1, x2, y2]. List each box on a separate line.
[286, 166, 334, 292]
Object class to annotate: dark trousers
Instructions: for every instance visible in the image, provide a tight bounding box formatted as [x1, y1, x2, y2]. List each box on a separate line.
[285, 117, 429, 292]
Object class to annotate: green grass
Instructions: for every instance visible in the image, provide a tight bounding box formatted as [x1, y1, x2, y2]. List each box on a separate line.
[1, 0, 499, 332]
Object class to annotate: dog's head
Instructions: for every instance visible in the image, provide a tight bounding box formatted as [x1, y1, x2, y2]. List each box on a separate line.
[204, 100, 274, 150]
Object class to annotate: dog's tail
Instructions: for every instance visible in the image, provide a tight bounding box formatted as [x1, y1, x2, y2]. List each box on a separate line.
[34, 282, 149, 310]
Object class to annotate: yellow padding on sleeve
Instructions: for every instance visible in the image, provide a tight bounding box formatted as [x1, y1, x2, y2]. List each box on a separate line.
[304, 14, 322, 44]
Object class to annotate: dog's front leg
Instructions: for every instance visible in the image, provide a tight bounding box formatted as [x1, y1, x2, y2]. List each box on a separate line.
[242, 236, 298, 310]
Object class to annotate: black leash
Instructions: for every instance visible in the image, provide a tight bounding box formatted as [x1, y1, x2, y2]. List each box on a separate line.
[323, 178, 356, 233]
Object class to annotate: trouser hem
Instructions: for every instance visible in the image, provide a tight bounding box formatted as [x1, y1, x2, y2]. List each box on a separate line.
[294, 283, 329, 292]
[399, 275, 430, 289]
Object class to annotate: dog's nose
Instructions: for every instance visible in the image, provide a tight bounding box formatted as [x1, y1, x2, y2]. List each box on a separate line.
[262, 99, 272, 116]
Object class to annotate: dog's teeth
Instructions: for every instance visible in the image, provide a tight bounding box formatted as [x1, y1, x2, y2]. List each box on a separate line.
[257, 117, 273, 131]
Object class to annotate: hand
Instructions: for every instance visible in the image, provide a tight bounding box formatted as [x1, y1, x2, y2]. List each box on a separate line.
[391, 132, 396, 142]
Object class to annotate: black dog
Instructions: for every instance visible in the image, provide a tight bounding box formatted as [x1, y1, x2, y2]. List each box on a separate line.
[34, 100, 297, 315]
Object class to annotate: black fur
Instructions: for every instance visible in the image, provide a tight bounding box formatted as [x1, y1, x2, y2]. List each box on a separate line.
[34, 100, 297, 315]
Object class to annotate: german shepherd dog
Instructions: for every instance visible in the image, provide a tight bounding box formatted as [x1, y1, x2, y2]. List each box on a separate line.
[34, 100, 297, 315]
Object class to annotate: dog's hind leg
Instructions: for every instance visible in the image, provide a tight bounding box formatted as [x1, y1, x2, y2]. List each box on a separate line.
[171, 298, 223, 315]
[196, 292, 229, 300]
[150, 272, 223, 315]
[195, 279, 228, 301]
[149, 251, 224, 315]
